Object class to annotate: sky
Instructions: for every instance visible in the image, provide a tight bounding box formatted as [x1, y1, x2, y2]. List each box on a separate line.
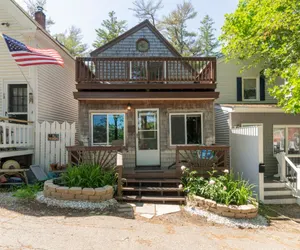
[15, 0, 239, 50]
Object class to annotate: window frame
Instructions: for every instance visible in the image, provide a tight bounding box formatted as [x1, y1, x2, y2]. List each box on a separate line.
[169, 112, 203, 146]
[242, 77, 260, 101]
[91, 113, 126, 146]
[273, 125, 300, 156]
[6, 83, 28, 119]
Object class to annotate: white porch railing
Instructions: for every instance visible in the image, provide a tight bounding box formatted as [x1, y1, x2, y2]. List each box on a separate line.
[0, 120, 34, 148]
[276, 152, 300, 196]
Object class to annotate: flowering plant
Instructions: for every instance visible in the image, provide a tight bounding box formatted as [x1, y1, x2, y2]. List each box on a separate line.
[181, 168, 256, 206]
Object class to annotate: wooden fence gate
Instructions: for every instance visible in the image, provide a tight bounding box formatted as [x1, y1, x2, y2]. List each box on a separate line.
[34, 121, 76, 172]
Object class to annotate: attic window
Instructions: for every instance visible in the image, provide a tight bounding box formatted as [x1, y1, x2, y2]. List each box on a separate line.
[136, 38, 149, 52]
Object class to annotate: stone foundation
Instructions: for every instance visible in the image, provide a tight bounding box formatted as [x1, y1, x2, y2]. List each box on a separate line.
[190, 195, 258, 219]
[43, 180, 114, 202]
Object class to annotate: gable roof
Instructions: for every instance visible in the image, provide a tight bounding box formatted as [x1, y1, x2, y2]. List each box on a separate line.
[90, 19, 182, 57]
[9, 0, 74, 61]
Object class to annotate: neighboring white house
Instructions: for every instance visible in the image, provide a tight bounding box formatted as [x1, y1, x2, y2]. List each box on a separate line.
[0, 0, 77, 166]
[215, 57, 300, 204]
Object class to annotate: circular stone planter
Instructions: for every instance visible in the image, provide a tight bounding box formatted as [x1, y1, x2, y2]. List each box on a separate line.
[189, 195, 258, 219]
[43, 179, 114, 202]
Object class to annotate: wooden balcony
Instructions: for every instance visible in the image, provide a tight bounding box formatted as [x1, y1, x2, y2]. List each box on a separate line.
[75, 57, 216, 84]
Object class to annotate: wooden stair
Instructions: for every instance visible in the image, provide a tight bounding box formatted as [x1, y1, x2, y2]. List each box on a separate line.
[120, 178, 185, 204]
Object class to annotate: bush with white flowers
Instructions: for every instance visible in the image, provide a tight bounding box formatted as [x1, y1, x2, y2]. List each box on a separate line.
[181, 168, 256, 206]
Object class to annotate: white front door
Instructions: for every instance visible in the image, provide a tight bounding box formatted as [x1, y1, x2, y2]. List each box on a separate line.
[136, 109, 160, 166]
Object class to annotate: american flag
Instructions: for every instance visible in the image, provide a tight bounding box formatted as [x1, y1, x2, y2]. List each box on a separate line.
[2, 34, 64, 67]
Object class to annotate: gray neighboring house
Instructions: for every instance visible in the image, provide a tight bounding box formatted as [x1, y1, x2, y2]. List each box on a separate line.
[215, 57, 300, 204]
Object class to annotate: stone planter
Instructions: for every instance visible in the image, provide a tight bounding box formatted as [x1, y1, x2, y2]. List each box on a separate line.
[43, 179, 114, 202]
[190, 195, 258, 219]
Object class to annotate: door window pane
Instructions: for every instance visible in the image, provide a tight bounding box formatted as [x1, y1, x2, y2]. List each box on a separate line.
[108, 114, 124, 145]
[273, 127, 286, 154]
[8, 84, 27, 113]
[171, 115, 185, 144]
[288, 128, 300, 154]
[93, 115, 107, 144]
[243, 78, 257, 100]
[138, 131, 158, 150]
[186, 115, 202, 144]
[138, 112, 156, 130]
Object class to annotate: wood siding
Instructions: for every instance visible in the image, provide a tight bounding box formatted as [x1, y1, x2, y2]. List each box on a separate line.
[216, 58, 283, 104]
[36, 32, 77, 123]
[231, 112, 300, 177]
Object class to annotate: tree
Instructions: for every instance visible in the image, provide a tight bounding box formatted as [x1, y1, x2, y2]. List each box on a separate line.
[159, 1, 197, 56]
[54, 26, 88, 57]
[129, 0, 163, 27]
[194, 15, 219, 56]
[93, 11, 127, 48]
[24, 0, 55, 31]
[220, 0, 300, 113]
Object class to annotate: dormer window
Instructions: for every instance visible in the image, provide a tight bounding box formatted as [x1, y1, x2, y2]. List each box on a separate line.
[242, 77, 259, 101]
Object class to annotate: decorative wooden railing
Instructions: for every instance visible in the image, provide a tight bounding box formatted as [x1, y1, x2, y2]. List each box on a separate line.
[66, 146, 124, 198]
[76, 57, 216, 84]
[0, 118, 34, 148]
[175, 145, 230, 177]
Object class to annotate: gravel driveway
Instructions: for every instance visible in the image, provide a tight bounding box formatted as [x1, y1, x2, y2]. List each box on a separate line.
[0, 193, 300, 250]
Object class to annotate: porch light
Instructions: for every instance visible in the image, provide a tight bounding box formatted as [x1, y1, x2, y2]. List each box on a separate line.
[127, 103, 132, 111]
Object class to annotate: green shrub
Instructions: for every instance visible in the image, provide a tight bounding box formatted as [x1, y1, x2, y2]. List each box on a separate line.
[13, 183, 43, 199]
[182, 167, 256, 206]
[60, 164, 117, 188]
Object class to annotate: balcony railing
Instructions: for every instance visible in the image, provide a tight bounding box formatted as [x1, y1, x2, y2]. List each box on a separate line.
[76, 57, 216, 84]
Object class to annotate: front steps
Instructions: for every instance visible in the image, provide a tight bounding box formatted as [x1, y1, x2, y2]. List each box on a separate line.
[264, 181, 297, 204]
[120, 178, 185, 204]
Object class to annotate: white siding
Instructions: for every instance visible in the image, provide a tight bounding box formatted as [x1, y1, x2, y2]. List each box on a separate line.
[0, 0, 34, 117]
[35, 32, 77, 124]
[216, 58, 283, 104]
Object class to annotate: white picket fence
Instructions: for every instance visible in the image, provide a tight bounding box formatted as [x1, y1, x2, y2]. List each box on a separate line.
[34, 121, 76, 172]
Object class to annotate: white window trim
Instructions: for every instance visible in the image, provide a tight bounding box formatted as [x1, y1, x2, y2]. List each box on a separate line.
[169, 112, 203, 146]
[5, 82, 28, 118]
[242, 77, 260, 101]
[273, 125, 300, 157]
[91, 113, 126, 146]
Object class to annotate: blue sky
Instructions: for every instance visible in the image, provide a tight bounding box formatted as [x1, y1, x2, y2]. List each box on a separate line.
[16, 0, 239, 49]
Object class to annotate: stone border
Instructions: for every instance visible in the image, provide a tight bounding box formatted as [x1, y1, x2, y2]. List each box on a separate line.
[189, 195, 258, 219]
[43, 179, 114, 202]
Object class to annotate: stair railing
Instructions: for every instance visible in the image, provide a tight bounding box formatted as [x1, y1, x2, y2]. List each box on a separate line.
[276, 152, 300, 196]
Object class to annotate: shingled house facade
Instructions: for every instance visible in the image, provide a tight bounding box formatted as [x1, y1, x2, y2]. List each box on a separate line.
[74, 20, 222, 177]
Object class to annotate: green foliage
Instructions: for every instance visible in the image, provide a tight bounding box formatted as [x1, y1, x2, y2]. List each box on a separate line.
[159, 1, 197, 56]
[93, 11, 127, 48]
[54, 26, 88, 57]
[13, 183, 43, 199]
[130, 0, 163, 27]
[60, 164, 117, 188]
[194, 15, 219, 56]
[220, 0, 300, 113]
[182, 168, 256, 206]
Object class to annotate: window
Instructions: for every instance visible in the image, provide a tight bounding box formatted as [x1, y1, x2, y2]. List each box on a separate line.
[243, 78, 259, 100]
[169, 113, 203, 145]
[7, 84, 28, 121]
[273, 126, 300, 155]
[92, 113, 125, 146]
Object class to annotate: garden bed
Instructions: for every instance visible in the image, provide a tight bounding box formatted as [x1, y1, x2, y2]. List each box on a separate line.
[43, 179, 114, 202]
[188, 195, 258, 219]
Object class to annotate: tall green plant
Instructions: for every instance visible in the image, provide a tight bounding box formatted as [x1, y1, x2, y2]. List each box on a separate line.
[60, 164, 117, 188]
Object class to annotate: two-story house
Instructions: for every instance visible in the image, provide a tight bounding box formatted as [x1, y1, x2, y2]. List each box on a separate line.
[215, 58, 300, 204]
[0, 0, 77, 171]
[73, 20, 228, 203]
